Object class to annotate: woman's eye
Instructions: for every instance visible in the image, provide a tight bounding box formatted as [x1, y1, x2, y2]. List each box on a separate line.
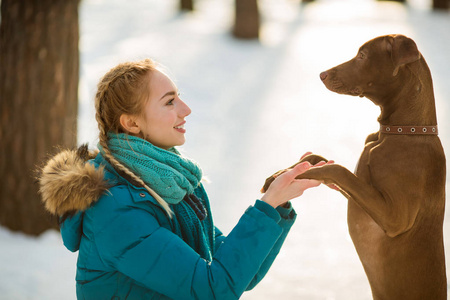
[166, 99, 174, 105]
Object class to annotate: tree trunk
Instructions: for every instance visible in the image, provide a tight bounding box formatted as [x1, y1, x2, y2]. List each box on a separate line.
[0, 0, 80, 235]
[233, 0, 259, 40]
[433, 0, 449, 9]
[180, 0, 194, 11]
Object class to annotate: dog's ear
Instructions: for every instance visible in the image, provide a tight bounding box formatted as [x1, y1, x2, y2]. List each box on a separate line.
[387, 35, 421, 76]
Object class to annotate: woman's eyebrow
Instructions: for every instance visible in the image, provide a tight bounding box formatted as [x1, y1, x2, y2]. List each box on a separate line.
[159, 91, 177, 101]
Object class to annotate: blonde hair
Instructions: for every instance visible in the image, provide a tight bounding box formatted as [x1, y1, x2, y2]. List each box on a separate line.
[95, 58, 173, 216]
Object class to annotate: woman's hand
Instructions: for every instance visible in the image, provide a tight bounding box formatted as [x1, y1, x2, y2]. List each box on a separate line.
[261, 161, 325, 208]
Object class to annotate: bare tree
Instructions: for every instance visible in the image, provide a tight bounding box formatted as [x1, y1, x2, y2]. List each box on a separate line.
[0, 0, 80, 235]
[180, 0, 194, 11]
[433, 0, 449, 9]
[233, 0, 259, 39]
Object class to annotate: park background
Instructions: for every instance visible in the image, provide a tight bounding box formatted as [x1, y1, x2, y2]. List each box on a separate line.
[1, 0, 449, 299]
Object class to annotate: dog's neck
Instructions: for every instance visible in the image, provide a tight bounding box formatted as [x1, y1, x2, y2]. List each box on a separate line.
[376, 59, 437, 127]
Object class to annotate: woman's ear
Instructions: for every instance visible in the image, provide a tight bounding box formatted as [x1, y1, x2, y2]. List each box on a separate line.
[119, 114, 141, 134]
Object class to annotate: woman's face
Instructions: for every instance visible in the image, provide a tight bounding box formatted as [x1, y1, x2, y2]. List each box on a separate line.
[135, 70, 191, 149]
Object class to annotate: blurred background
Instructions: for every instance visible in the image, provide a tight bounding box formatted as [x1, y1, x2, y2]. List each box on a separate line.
[1, 0, 449, 299]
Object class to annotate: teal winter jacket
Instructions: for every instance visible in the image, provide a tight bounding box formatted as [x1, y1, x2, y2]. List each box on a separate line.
[40, 147, 297, 299]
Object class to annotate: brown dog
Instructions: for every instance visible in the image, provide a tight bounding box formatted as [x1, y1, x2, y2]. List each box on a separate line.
[263, 34, 447, 299]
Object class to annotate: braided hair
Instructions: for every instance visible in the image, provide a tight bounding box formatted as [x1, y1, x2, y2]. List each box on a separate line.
[95, 58, 173, 216]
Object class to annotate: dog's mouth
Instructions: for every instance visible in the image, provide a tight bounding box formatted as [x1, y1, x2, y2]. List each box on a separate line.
[324, 80, 363, 97]
[350, 87, 364, 97]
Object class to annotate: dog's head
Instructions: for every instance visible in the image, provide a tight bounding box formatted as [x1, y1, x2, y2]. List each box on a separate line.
[320, 34, 422, 103]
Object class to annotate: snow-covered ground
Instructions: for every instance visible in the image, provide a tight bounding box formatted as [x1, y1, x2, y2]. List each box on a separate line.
[1, 0, 449, 299]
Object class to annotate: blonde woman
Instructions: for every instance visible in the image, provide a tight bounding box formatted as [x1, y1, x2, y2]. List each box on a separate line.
[39, 59, 326, 299]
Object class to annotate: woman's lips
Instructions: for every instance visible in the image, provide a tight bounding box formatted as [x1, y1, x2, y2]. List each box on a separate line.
[174, 122, 186, 133]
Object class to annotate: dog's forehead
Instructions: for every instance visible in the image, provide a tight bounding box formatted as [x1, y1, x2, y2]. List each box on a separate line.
[364, 36, 385, 46]
[359, 36, 388, 52]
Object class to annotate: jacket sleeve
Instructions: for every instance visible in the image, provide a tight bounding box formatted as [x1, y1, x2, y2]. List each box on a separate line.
[213, 226, 226, 253]
[94, 196, 286, 300]
[245, 201, 297, 290]
[212, 201, 296, 291]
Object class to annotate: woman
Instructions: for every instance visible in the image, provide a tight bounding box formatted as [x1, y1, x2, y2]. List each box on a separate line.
[39, 58, 326, 299]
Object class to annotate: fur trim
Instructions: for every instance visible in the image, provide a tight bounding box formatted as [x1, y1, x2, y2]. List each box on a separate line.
[39, 145, 108, 216]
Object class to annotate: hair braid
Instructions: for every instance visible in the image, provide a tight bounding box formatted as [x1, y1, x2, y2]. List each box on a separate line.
[94, 59, 173, 217]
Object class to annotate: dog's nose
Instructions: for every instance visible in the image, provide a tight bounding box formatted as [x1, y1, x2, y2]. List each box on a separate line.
[320, 71, 328, 81]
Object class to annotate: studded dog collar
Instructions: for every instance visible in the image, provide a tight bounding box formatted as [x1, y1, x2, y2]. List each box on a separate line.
[380, 125, 438, 135]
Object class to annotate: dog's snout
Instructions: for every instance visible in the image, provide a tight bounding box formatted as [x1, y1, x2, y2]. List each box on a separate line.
[320, 71, 328, 81]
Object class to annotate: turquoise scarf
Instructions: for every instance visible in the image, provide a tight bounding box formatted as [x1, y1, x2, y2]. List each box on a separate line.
[102, 133, 213, 260]
[103, 133, 202, 204]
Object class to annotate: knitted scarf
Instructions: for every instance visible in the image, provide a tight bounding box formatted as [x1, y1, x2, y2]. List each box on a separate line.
[105, 133, 202, 204]
[103, 133, 212, 260]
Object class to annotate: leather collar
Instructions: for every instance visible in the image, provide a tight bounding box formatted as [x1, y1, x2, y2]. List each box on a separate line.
[380, 125, 438, 135]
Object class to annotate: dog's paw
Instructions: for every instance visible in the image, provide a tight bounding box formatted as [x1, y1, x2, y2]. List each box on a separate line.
[261, 169, 287, 193]
[260, 154, 329, 193]
[299, 154, 328, 165]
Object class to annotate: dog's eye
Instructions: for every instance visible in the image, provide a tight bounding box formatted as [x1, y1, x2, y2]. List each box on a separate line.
[358, 52, 366, 59]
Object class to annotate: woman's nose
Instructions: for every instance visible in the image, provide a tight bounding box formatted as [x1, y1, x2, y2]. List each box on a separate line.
[179, 99, 191, 117]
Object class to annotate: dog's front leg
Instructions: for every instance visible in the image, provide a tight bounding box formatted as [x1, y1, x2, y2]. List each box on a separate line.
[296, 164, 417, 237]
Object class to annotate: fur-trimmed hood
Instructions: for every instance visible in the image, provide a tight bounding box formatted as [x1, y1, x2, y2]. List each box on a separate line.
[39, 145, 109, 216]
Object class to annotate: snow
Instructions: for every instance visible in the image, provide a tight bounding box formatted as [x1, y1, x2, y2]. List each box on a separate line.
[1, 0, 449, 299]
